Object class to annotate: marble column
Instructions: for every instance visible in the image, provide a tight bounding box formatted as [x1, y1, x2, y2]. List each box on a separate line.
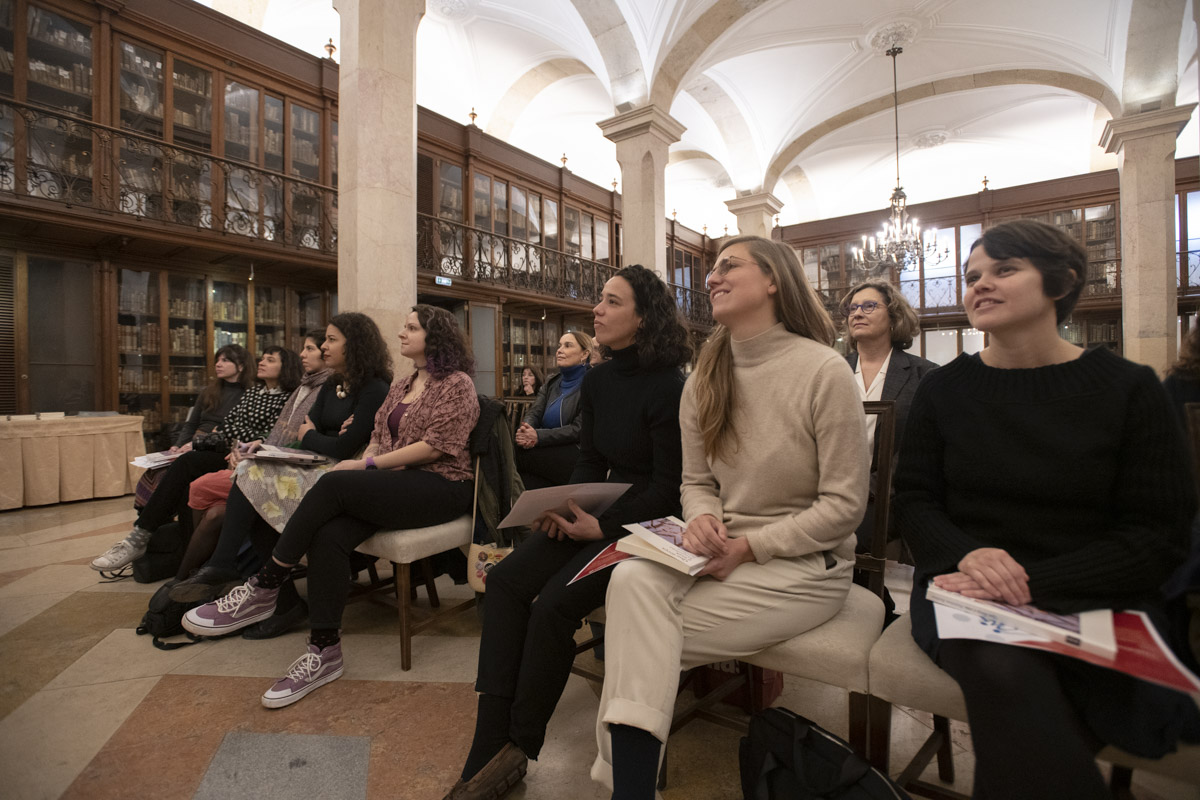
[1100, 105, 1194, 373]
[333, 0, 425, 367]
[725, 192, 783, 239]
[598, 106, 686, 279]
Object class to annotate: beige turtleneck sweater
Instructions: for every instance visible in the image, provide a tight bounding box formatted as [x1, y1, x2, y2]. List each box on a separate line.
[679, 322, 870, 564]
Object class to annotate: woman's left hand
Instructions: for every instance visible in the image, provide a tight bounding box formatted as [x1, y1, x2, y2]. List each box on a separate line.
[297, 415, 316, 441]
[537, 499, 603, 542]
[696, 536, 755, 581]
[330, 458, 365, 472]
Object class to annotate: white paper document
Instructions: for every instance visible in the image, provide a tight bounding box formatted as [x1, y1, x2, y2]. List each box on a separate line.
[497, 482, 632, 529]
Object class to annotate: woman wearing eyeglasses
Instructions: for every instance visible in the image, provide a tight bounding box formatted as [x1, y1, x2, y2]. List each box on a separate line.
[841, 280, 935, 555]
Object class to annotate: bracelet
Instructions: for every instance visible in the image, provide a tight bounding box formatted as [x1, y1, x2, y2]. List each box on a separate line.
[365, 457, 377, 470]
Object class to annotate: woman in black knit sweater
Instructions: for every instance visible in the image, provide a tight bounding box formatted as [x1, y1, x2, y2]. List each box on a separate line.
[443, 265, 692, 800]
[894, 220, 1199, 798]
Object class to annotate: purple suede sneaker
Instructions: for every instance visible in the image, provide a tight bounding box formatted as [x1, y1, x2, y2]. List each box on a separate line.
[182, 576, 279, 636]
[261, 640, 344, 709]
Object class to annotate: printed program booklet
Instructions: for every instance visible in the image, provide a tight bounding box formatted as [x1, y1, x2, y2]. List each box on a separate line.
[131, 450, 184, 469]
[927, 582, 1117, 657]
[246, 445, 329, 465]
[931, 590, 1200, 695]
[496, 482, 631, 529]
[568, 516, 709, 585]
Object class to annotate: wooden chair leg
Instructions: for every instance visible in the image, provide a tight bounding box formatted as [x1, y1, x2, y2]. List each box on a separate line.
[932, 715, 955, 783]
[867, 694, 892, 773]
[422, 558, 440, 608]
[398, 561, 412, 671]
[1110, 765, 1135, 800]
[657, 741, 668, 791]
[848, 692, 870, 758]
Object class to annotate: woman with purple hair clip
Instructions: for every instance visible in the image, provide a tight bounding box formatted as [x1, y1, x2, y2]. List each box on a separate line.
[183, 304, 479, 708]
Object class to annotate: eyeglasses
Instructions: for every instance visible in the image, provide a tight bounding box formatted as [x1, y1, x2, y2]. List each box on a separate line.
[844, 301, 882, 316]
[707, 256, 751, 280]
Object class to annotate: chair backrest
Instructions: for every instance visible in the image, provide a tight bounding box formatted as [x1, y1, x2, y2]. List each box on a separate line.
[503, 397, 535, 437]
[473, 394, 526, 546]
[855, 400, 897, 597]
[1186, 402, 1200, 500]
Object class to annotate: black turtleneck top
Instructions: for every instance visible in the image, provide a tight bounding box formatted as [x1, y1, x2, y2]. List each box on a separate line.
[570, 344, 685, 538]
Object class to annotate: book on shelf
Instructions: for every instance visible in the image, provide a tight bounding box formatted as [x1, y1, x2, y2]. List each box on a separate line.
[246, 444, 328, 465]
[930, 586, 1200, 695]
[927, 582, 1116, 657]
[568, 516, 709, 585]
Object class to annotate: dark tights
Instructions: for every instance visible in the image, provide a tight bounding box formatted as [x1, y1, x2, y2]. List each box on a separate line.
[175, 506, 226, 580]
[938, 639, 1108, 800]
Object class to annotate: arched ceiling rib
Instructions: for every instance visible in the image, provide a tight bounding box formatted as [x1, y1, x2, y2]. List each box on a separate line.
[569, 0, 648, 108]
[486, 58, 595, 140]
[1122, 0, 1187, 110]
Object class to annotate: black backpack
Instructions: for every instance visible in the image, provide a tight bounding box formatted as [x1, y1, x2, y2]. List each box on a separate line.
[739, 707, 909, 800]
[136, 581, 202, 650]
[132, 522, 189, 583]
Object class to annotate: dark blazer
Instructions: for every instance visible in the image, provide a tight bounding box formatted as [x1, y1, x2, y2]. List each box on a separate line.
[846, 347, 937, 456]
[522, 372, 584, 447]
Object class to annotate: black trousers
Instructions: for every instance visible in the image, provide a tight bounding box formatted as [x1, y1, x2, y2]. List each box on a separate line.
[255, 470, 474, 630]
[475, 533, 615, 758]
[938, 639, 1108, 800]
[515, 444, 579, 490]
[136, 450, 229, 533]
[208, 482, 277, 571]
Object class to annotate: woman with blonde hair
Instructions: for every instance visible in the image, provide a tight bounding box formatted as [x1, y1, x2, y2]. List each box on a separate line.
[592, 235, 869, 798]
[514, 330, 595, 488]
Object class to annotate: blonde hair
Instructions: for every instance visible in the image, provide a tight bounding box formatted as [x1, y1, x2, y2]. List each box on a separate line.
[839, 279, 921, 351]
[565, 330, 595, 362]
[693, 235, 836, 460]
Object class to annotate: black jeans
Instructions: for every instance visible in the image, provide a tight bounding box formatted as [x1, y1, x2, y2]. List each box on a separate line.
[938, 639, 1108, 800]
[260, 469, 474, 630]
[475, 533, 615, 758]
[136, 450, 228, 533]
[515, 444, 579, 490]
[208, 482, 277, 571]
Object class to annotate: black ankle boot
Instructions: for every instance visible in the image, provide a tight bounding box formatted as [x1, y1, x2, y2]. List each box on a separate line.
[242, 600, 308, 640]
[168, 565, 243, 603]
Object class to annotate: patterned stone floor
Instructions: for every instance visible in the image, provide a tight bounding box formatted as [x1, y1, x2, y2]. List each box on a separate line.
[0, 497, 1195, 800]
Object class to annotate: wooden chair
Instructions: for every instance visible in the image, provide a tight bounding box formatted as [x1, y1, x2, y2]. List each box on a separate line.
[504, 397, 535, 438]
[354, 396, 505, 670]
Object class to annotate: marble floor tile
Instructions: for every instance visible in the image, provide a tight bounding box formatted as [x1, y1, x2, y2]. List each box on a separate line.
[0, 564, 103, 598]
[194, 731, 371, 800]
[0, 531, 130, 574]
[0, 497, 131, 537]
[24, 518, 133, 548]
[45, 628, 212, 690]
[0, 591, 71, 637]
[0, 675, 159, 800]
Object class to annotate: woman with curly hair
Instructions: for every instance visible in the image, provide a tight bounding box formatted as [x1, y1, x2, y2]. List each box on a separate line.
[184, 305, 479, 709]
[592, 236, 868, 798]
[443, 265, 691, 800]
[169, 313, 392, 618]
[1165, 322, 1200, 430]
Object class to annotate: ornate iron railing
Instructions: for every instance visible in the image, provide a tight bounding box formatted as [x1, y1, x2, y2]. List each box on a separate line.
[417, 213, 620, 306]
[0, 98, 335, 255]
[668, 282, 712, 329]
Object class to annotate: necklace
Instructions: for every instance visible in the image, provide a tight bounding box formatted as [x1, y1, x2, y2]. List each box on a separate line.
[335, 383, 348, 399]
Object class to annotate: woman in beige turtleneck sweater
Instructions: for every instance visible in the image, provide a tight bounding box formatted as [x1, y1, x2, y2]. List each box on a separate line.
[591, 235, 870, 798]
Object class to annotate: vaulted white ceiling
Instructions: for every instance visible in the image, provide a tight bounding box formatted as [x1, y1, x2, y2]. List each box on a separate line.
[205, 0, 1199, 232]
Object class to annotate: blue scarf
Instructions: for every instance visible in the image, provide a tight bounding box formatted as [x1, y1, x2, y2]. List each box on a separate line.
[543, 363, 588, 429]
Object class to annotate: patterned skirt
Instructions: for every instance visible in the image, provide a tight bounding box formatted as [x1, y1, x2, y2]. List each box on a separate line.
[233, 458, 335, 533]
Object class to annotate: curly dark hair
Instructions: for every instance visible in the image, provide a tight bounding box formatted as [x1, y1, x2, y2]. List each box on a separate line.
[199, 344, 253, 412]
[414, 304, 475, 379]
[260, 346, 303, 393]
[605, 264, 693, 370]
[328, 312, 393, 394]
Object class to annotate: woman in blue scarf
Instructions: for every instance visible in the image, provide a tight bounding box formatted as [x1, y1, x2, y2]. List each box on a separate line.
[513, 330, 594, 488]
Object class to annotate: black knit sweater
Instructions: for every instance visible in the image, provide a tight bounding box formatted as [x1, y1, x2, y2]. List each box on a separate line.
[299, 377, 389, 460]
[570, 344, 685, 538]
[895, 347, 1197, 650]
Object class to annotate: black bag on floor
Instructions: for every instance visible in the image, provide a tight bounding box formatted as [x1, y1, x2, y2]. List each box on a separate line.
[132, 522, 187, 583]
[739, 707, 909, 800]
[136, 581, 202, 651]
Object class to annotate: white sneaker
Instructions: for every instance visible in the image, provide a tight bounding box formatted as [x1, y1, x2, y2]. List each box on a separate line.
[91, 539, 146, 571]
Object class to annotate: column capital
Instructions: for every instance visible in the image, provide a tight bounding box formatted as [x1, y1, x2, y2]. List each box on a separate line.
[1100, 103, 1197, 153]
[724, 191, 784, 218]
[598, 105, 686, 146]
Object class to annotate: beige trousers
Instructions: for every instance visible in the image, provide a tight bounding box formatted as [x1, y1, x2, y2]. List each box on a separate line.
[590, 550, 853, 789]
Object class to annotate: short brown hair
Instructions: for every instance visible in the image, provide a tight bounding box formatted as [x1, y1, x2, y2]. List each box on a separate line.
[967, 220, 1085, 324]
[839, 279, 920, 351]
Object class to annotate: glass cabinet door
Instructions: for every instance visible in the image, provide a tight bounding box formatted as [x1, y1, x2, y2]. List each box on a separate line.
[118, 269, 162, 444]
[0, 0, 14, 98]
[170, 58, 212, 149]
[293, 290, 325, 350]
[25, 6, 93, 204]
[224, 81, 258, 163]
[254, 284, 287, 350]
[212, 279, 248, 350]
[1084, 204, 1118, 296]
[264, 94, 283, 172]
[166, 274, 206, 432]
[119, 41, 164, 136]
[289, 103, 320, 180]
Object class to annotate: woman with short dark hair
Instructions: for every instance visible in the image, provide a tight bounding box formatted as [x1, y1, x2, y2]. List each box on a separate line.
[894, 219, 1199, 797]
[184, 305, 480, 709]
[443, 265, 692, 800]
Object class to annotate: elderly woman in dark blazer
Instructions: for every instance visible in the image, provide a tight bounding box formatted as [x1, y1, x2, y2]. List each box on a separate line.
[514, 330, 595, 488]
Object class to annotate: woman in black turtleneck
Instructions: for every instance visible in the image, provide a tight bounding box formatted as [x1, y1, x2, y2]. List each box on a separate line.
[443, 265, 693, 800]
